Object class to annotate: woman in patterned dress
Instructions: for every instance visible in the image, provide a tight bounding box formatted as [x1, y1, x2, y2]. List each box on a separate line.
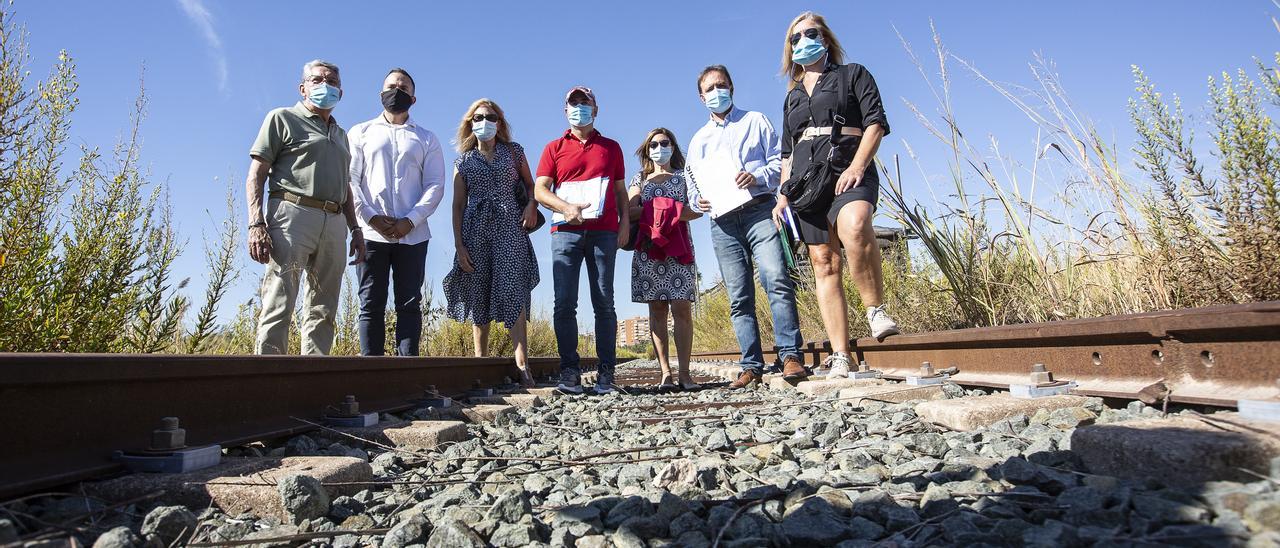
[443, 99, 540, 386]
[627, 128, 702, 390]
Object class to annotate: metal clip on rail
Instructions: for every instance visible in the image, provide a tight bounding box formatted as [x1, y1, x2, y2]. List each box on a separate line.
[467, 379, 494, 398]
[113, 417, 221, 473]
[850, 360, 883, 380]
[323, 395, 379, 427]
[417, 385, 452, 408]
[906, 362, 955, 386]
[1010, 363, 1078, 399]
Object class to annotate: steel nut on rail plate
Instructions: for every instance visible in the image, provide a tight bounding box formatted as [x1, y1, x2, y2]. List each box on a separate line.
[907, 362, 950, 386]
[851, 360, 883, 380]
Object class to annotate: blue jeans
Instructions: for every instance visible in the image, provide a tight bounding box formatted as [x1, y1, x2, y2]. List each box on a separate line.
[709, 198, 804, 373]
[357, 240, 429, 356]
[552, 229, 618, 385]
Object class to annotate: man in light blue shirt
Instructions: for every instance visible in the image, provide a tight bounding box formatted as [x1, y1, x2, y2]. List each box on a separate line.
[685, 65, 806, 388]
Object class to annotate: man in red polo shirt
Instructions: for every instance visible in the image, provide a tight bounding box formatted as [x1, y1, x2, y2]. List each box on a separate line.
[533, 86, 630, 395]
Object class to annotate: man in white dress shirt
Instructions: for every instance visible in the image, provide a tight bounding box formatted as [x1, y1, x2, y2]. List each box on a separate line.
[347, 68, 446, 355]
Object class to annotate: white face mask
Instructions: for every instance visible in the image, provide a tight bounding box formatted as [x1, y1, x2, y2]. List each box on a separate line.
[472, 120, 497, 141]
[648, 143, 672, 165]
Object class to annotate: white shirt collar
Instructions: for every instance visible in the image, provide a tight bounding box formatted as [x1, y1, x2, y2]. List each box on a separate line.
[371, 113, 416, 129]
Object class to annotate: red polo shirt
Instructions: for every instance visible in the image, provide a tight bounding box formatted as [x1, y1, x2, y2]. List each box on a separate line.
[536, 129, 626, 233]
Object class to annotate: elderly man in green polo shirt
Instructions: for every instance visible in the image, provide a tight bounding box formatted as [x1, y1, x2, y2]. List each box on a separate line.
[245, 59, 366, 355]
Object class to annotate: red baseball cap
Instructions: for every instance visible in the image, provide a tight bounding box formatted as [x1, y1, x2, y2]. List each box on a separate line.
[565, 86, 596, 105]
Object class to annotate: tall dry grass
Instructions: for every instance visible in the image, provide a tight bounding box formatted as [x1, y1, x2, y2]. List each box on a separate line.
[693, 20, 1280, 350]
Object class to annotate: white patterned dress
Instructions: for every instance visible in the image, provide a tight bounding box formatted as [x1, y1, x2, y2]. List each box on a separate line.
[443, 142, 539, 327]
[630, 170, 697, 303]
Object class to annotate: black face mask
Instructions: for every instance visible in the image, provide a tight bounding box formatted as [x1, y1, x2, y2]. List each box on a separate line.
[380, 88, 413, 114]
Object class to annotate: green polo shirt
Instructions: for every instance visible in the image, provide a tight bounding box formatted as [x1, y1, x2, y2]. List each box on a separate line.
[249, 102, 351, 204]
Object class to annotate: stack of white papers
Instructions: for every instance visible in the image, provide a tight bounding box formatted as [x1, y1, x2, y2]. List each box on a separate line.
[551, 175, 608, 225]
[687, 154, 753, 219]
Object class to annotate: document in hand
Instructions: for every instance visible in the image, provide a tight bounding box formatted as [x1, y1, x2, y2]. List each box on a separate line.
[550, 175, 609, 225]
[687, 154, 753, 219]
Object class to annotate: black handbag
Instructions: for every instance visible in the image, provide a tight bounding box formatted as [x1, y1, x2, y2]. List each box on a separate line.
[514, 167, 547, 233]
[780, 64, 854, 215]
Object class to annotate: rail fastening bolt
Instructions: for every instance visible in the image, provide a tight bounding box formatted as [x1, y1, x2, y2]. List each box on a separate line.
[1030, 363, 1054, 384]
[150, 416, 186, 451]
[338, 395, 359, 416]
[921, 362, 934, 376]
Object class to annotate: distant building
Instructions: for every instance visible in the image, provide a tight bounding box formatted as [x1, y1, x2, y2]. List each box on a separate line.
[616, 316, 650, 347]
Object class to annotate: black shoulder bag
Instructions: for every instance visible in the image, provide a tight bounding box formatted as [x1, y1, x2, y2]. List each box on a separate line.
[512, 146, 547, 233]
[780, 64, 853, 215]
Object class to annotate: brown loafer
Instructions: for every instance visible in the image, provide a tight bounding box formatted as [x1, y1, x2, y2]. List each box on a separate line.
[782, 356, 808, 380]
[729, 370, 762, 389]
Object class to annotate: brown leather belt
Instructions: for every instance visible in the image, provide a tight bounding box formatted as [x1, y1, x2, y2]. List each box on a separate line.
[270, 190, 342, 213]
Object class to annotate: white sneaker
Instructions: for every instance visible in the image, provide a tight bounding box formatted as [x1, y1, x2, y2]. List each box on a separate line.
[556, 382, 584, 395]
[867, 305, 900, 340]
[825, 353, 851, 379]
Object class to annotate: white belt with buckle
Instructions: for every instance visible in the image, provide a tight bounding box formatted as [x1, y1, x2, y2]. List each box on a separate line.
[798, 126, 863, 142]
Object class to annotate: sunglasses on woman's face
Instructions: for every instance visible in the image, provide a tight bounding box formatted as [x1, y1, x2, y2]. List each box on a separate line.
[472, 113, 500, 122]
[789, 27, 821, 45]
[648, 140, 672, 149]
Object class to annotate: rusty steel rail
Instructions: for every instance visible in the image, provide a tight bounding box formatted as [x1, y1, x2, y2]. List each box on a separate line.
[694, 302, 1280, 407]
[0, 354, 595, 500]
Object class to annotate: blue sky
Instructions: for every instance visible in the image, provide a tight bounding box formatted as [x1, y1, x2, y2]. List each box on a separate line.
[14, 1, 1280, 332]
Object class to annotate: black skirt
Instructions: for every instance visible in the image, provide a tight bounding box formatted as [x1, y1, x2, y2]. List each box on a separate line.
[792, 161, 879, 245]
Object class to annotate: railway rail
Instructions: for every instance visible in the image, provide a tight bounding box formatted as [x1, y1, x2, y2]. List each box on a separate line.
[1, 301, 1277, 504]
[693, 302, 1280, 407]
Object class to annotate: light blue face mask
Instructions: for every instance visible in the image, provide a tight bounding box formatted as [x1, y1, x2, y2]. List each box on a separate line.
[308, 83, 342, 110]
[703, 88, 732, 114]
[567, 104, 594, 127]
[648, 144, 672, 165]
[472, 120, 497, 141]
[791, 35, 827, 67]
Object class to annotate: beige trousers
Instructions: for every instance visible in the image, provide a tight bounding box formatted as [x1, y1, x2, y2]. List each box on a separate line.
[256, 198, 347, 354]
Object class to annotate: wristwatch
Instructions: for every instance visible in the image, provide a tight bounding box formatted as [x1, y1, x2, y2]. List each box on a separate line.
[249, 222, 266, 230]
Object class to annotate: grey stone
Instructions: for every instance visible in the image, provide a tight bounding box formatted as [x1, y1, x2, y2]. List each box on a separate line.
[424, 519, 485, 548]
[140, 505, 197, 547]
[669, 512, 709, 538]
[618, 515, 667, 539]
[329, 495, 365, 521]
[491, 515, 546, 547]
[278, 473, 330, 524]
[781, 498, 848, 545]
[674, 531, 711, 548]
[487, 489, 533, 523]
[703, 430, 732, 452]
[910, 433, 949, 458]
[605, 496, 653, 529]
[381, 514, 429, 548]
[576, 534, 610, 548]
[848, 516, 885, 540]
[92, 526, 142, 548]
[1021, 519, 1079, 547]
[550, 505, 604, 537]
[524, 473, 556, 497]
[285, 434, 320, 456]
